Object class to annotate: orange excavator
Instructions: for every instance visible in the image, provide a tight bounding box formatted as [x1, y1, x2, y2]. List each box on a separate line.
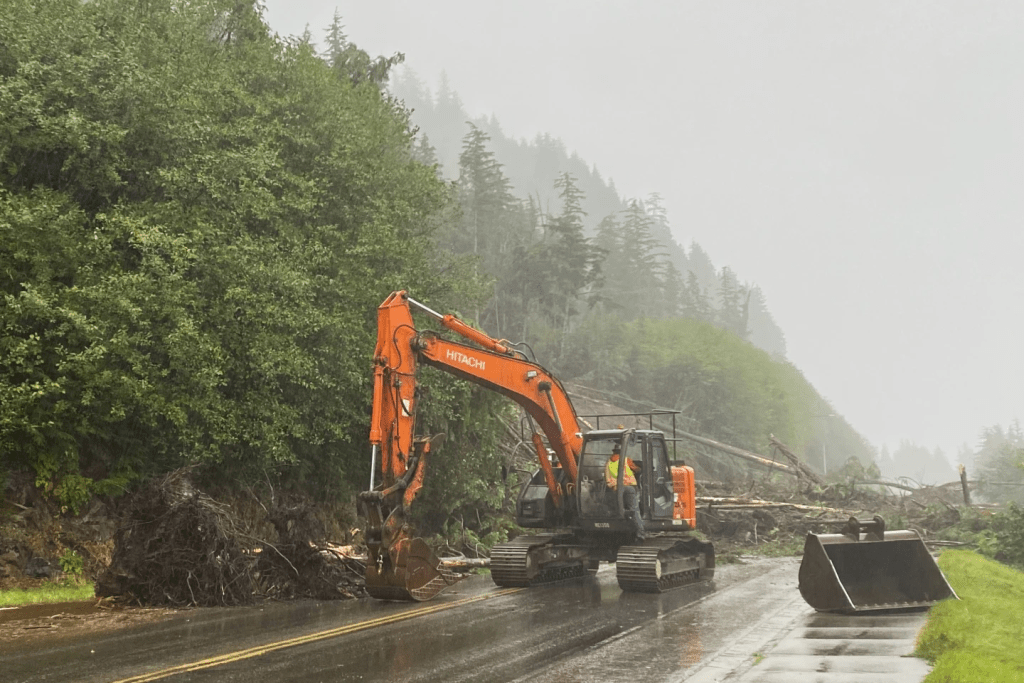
[358, 291, 714, 601]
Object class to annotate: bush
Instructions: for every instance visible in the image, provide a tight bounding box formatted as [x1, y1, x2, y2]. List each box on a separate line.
[59, 548, 84, 577]
[988, 504, 1024, 570]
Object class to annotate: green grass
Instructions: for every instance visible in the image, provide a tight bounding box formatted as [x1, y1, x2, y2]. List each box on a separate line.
[917, 550, 1024, 682]
[0, 581, 95, 607]
[745, 536, 804, 558]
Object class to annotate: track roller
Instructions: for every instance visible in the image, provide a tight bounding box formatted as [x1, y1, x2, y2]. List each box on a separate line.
[491, 535, 590, 587]
[616, 536, 714, 592]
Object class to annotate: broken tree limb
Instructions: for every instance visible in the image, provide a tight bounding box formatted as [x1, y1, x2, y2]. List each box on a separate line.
[959, 465, 972, 506]
[767, 435, 825, 486]
[439, 557, 490, 571]
[674, 431, 797, 477]
[697, 496, 846, 514]
[849, 479, 921, 492]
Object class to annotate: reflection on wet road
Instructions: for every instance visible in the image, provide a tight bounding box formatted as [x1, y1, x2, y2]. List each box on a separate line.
[4, 557, 803, 682]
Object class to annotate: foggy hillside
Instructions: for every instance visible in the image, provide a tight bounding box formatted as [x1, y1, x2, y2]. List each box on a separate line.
[391, 67, 787, 359]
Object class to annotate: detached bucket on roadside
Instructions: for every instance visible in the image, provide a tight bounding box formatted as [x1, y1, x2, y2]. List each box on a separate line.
[798, 516, 958, 612]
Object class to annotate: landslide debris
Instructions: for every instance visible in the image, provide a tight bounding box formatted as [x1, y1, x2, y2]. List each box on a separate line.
[95, 470, 365, 607]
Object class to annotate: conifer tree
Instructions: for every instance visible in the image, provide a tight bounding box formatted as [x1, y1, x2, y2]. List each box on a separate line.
[537, 173, 604, 339]
[680, 271, 714, 322]
[716, 266, 749, 339]
[616, 199, 667, 319]
[411, 134, 439, 170]
[323, 10, 404, 87]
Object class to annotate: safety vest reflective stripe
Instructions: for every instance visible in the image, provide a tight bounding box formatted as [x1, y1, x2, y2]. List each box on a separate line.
[606, 458, 636, 488]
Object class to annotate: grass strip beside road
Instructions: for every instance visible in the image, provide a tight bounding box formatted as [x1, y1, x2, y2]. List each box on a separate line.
[0, 581, 95, 607]
[111, 587, 523, 683]
[916, 550, 1024, 682]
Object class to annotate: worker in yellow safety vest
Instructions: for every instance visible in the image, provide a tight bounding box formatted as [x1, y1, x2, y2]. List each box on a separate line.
[605, 444, 646, 539]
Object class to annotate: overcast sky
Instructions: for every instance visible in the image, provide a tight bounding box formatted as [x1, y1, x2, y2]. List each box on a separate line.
[262, 1, 1022, 464]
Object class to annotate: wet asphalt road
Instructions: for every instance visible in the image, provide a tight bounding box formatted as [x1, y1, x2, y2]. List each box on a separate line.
[2, 556, 926, 683]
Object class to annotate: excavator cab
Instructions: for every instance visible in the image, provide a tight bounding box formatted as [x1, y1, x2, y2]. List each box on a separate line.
[577, 433, 636, 529]
[575, 429, 713, 591]
[576, 430, 696, 532]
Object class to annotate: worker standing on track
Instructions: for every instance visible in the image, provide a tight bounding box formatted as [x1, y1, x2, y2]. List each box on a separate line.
[606, 444, 646, 540]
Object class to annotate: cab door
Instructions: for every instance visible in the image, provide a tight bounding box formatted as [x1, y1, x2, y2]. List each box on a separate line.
[647, 435, 674, 520]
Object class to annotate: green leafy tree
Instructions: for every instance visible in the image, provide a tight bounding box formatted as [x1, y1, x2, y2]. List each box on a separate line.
[411, 133, 440, 170]
[599, 199, 669, 320]
[455, 123, 518, 258]
[448, 122, 540, 339]
[0, 0, 470, 504]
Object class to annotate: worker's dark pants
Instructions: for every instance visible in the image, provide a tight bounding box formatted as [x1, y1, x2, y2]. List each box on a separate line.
[622, 485, 645, 536]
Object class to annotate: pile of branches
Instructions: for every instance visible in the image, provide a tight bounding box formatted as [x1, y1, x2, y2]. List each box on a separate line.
[262, 497, 366, 601]
[97, 470, 365, 606]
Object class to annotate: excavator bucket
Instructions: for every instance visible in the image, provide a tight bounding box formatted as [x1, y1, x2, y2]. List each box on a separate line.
[798, 516, 958, 613]
[365, 536, 461, 601]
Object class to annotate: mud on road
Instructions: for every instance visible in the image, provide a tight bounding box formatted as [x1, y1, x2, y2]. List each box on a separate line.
[0, 600, 179, 645]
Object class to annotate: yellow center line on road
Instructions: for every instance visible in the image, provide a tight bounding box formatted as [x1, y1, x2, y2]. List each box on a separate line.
[110, 587, 524, 683]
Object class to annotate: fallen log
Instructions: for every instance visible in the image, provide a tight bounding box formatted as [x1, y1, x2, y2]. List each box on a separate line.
[848, 479, 921, 492]
[318, 545, 489, 572]
[674, 431, 797, 477]
[768, 435, 825, 486]
[439, 557, 491, 571]
[697, 496, 847, 514]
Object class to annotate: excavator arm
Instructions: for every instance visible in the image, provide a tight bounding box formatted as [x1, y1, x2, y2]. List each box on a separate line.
[360, 291, 583, 600]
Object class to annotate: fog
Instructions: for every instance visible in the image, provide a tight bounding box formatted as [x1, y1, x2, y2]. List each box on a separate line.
[262, 1, 1022, 470]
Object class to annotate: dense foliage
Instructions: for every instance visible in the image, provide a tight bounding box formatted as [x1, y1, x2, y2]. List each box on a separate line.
[985, 504, 1024, 571]
[0, 0, 476, 503]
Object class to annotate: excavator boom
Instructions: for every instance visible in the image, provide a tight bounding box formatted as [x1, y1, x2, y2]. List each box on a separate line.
[360, 291, 584, 600]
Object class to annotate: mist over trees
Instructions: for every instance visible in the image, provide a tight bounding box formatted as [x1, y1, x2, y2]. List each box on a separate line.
[385, 68, 882, 469]
[877, 442, 956, 485]
[390, 67, 788, 360]
[965, 423, 1024, 504]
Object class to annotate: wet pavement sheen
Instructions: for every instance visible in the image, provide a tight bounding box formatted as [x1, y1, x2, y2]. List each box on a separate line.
[2, 556, 932, 682]
[681, 586, 931, 683]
